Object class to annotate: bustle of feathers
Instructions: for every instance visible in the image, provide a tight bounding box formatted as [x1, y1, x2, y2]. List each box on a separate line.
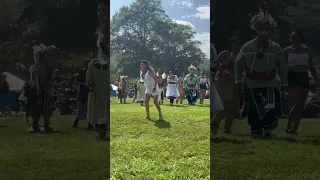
[188, 64, 197, 72]
[251, 2, 277, 34]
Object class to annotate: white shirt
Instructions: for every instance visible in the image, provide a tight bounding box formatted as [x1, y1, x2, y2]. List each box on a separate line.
[143, 70, 156, 89]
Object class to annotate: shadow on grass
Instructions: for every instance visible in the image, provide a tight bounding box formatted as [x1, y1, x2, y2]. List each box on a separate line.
[0, 125, 7, 128]
[210, 137, 248, 144]
[160, 104, 189, 108]
[154, 119, 171, 129]
[32, 130, 72, 135]
[273, 137, 320, 146]
[196, 104, 210, 108]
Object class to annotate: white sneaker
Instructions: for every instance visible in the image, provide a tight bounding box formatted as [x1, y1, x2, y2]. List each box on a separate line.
[28, 127, 40, 133]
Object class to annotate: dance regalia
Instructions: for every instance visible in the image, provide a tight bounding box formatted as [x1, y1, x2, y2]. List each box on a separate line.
[158, 76, 165, 101]
[214, 51, 240, 114]
[235, 38, 286, 136]
[118, 79, 127, 103]
[183, 74, 200, 105]
[137, 78, 146, 102]
[166, 75, 179, 99]
[177, 77, 185, 99]
[86, 30, 109, 132]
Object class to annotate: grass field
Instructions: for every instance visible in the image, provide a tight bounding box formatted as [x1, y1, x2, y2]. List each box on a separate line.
[3, 97, 318, 180]
[110, 98, 210, 179]
[211, 118, 320, 180]
[0, 114, 109, 180]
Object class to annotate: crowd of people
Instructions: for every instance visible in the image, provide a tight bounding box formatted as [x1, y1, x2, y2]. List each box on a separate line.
[0, 2, 109, 140]
[210, 6, 320, 138]
[114, 61, 210, 120]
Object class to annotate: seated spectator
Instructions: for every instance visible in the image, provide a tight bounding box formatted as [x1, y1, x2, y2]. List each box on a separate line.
[0, 74, 9, 94]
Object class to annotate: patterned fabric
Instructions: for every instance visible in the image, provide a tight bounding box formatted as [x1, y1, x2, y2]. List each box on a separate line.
[183, 74, 200, 90]
[235, 38, 287, 88]
[186, 89, 198, 105]
[245, 87, 283, 135]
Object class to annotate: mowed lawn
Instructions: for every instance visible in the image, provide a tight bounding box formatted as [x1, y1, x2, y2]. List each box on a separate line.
[0, 115, 109, 180]
[211, 118, 320, 180]
[110, 98, 210, 180]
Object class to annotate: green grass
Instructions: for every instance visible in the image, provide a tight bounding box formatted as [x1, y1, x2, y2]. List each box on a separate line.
[211, 118, 320, 180]
[0, 115, 109, 180]
[110, 98, 210, 180]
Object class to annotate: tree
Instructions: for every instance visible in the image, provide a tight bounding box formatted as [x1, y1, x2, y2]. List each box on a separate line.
[111, 0, 206, 78]
[1, 0, 102, 76]
[211, 0, 292, 53]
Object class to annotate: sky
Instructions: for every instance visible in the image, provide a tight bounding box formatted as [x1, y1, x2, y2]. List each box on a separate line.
[110, 0, 210, 58]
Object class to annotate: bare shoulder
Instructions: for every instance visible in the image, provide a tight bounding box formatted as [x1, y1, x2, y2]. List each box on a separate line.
[148, 69, 155, 75]
[218, 50, 230, 57]
[303, 45, 310, 52]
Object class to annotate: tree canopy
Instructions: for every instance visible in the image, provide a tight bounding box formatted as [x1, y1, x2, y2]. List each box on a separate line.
[110, 0, 207, 78]
[211, 0, 320, 54]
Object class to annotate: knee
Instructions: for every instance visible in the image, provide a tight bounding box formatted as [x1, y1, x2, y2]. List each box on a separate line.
[153, 99, 158, 104]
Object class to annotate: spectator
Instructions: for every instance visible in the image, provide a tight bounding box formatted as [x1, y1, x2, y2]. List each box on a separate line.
[0, 74, 9, 93]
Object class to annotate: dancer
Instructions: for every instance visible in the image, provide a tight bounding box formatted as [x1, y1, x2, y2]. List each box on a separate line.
[285, 31, 319, 134]
[157, 71, 165, 105]
[86, 1, 109, 139]
[0, 74, 9, 93]
[118, 75, 127, 104]
[234, 6, 286, 138]
[27, 44, 56, 133]
[176, 72, 186, 104]
[211, 36, 241, 134]
[140, 60, 163, 120]
[211, 43, 217, 60]
[137, 78, 146, 105]
[210, 43, 225, 135]
[132, 83, 138, 102]
[183, 64, 200, 105]
[199, 71, 209, 104]
[72, 60, 91, 129]
[166, 71, 179, 106]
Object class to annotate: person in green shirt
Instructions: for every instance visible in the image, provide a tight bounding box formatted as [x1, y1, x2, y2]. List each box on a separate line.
[183, 64, 200, 105]
[234, 6, 287, 138]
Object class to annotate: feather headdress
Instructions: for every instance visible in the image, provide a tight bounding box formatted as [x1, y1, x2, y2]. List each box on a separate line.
[120, 75, 128, 79]
[32, 43, 56, 54]
[32, 43, 56, 63]
[188, 64, 197, 72]
[251, 2, 277, 35]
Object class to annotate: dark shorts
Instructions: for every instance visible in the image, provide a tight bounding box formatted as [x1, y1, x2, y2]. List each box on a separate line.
[200, 84, 207, 90]
[287, 71, 309, 89]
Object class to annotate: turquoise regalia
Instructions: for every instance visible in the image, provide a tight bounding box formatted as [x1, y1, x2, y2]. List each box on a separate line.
[183, 74, 200, 105]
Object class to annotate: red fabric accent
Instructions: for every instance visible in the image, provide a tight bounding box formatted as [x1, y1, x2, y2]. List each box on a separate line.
[245, 67, 276, 82]
[187, 84, 196, 88]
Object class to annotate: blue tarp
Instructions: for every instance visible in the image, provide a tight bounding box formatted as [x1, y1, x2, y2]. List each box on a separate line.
[110, 90, 116, 97]
[0, 92, 19, 110]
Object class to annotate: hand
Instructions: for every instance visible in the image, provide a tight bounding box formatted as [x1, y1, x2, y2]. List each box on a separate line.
[88, 81, 93, 92]
[152, 87, 156, 92]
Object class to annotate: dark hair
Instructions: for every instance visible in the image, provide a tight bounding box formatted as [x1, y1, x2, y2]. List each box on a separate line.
[294, 30, 307, 43]
[140, 60, 154, 71]
[228, 36, 239, 45]
[38, 52, 46, 64]
[85, 59, 91, 67]
[99, 0, 109, 6]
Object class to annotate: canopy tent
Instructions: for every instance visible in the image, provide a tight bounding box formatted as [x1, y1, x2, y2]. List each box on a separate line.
[111, 84, 118, 91]
[2, 72, 25, 92]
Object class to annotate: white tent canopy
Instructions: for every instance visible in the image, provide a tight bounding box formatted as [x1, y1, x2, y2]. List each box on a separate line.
[2, 72, 25, 92]
[111, 84, 118, 91]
